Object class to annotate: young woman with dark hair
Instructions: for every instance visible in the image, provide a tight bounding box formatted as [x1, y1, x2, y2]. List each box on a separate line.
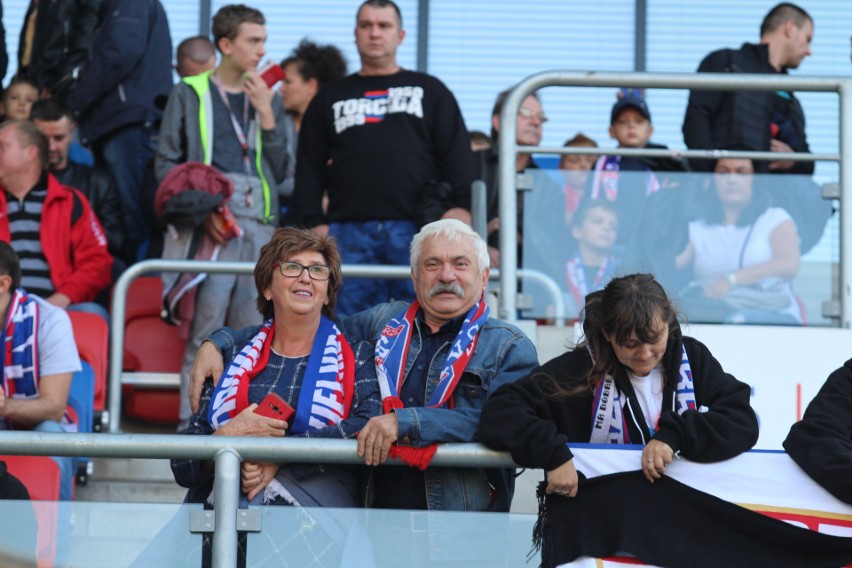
[477, 273, 759, 499]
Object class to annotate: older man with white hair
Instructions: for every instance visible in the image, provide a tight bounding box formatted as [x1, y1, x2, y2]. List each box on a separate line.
[188, 219, 538, 512]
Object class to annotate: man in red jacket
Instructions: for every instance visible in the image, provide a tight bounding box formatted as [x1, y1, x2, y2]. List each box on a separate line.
[0, 120, 112, 316]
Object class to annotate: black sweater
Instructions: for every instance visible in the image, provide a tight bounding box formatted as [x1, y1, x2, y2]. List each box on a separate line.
[477, 335, 758, 472]
[783, 360, 852, 504]
[293, 70, 474, 227]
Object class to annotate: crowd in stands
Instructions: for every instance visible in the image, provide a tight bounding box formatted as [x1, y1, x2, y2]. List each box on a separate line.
[0, 0, 849, 565]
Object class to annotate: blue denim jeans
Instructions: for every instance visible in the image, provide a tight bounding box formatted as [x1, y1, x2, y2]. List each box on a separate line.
[329, 220, 416, 316]
[94, 123, 159, 257]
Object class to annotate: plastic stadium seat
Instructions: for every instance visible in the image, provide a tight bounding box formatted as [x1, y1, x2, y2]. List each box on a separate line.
[1, 455, 60, 567]
[67, 361, 96, 484]
[67, 311, 108, 415]
[120, 276, 186, 423]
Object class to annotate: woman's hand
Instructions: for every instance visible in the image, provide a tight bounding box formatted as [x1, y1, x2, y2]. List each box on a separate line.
[241, 461, 281, 500]
[546, 459, 578, 498]
[215, 404, 288, 438]
[703, 277, 731, 299]
[642, 439, 674, 483]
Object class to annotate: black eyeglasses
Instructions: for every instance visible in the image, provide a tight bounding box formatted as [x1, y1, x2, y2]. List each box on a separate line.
[275, 261, 331, 281]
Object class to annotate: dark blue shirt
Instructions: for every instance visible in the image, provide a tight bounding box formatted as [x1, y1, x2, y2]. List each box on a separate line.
[373, 310, 464, 510]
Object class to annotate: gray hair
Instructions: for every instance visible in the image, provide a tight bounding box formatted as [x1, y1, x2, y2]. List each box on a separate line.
[410, 219, 490, 274]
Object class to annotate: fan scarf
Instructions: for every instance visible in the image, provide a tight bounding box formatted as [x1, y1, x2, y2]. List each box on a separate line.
[590, 344, 696, 444]
[374, 296, 490, 470]
[2, 289, 39, 402]
[565, 252, 616, 309]
[590, 155, 660, 201]
[208, 316, 354, 433]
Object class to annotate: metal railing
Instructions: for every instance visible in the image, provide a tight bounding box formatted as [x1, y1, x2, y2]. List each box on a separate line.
[108, 259, 564, 433]
[0, 431, 515, 568]
[496, 71, 852, 326]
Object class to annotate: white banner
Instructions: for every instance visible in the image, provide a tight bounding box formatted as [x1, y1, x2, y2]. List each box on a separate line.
[540, 445, 852, 567]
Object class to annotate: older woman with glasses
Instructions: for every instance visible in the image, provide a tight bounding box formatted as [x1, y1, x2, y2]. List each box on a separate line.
[171, 227, 381, 509]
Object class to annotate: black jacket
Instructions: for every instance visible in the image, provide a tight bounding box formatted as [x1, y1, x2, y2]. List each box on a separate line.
[17, 0, 101, 98]
[477, 334, 759, 472]
[53, 161, 127, 259]
[783, 360, 852, 504]
[65, 0, 172, 144]
[682, 42, 812, 175]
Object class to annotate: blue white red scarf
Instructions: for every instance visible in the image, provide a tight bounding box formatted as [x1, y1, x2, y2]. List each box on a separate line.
[589, 344, 696, 444]
[374, 296, 490, 469]
[565, 252, 616, 309]
[2, 289, 39, 401]
[1, 289, 81, 432]
[590, 155, 660, 201]
[208, 316, 354, 433]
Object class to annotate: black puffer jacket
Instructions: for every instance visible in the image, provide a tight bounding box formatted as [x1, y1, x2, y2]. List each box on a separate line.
[682, 42, 812, 175]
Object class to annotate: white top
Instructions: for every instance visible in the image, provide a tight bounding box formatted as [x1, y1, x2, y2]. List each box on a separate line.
[32, 295, 82, 377]
[0, 295, 81, 429]
[688, 207, 800, 321]
[628, 367, 663, 433]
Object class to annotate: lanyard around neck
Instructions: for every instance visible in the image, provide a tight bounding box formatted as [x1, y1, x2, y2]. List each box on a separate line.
[211, 74, 253, 180]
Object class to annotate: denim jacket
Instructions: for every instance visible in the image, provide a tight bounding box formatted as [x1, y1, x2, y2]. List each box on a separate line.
[209, 301, 539, 511]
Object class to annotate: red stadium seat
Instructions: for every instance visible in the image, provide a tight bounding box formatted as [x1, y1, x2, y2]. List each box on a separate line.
[1, 455, 60, 567]
[120, 276, 186, 424]
[67, 311, 108, 415]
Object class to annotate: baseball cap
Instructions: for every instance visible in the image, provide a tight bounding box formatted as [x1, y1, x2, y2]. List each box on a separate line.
[610, 97, 651, 124]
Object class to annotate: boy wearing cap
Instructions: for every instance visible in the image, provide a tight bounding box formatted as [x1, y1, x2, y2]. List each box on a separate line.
[589, 95, 661, 248]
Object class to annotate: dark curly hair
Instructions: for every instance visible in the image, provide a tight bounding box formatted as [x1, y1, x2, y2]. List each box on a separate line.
[280, 39, 347, 88]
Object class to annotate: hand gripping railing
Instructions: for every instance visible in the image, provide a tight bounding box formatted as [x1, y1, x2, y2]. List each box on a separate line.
[497, 71, 852, 326]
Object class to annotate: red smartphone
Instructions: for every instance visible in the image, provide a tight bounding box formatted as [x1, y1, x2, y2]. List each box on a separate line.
[255, 392, 295, 423]
[259, 62, 285, 88]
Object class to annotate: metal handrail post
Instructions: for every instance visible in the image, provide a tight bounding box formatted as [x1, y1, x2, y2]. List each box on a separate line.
[471, 180, 488, 240]
[108, 260, 255, 433]
[0, 432, 519, 468]
[212, 448, 241, 568]
[496, 70, 843, 324]
[497, 88, 524, 321]
[840, 80, 852, 327]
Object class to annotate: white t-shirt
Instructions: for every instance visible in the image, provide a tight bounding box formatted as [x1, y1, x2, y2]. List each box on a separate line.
[0, 295, 82, 428]
[628, 367, 663, 433]
[688, 207, 800, 321]
[32, 295, 82, 377]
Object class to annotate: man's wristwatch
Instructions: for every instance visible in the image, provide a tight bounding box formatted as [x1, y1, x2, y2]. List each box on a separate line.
[726, 272, 738, 287]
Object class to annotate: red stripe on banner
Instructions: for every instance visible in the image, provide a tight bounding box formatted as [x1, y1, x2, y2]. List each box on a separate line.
[598, 557, 648, 565]
[796, 382, 802, 421]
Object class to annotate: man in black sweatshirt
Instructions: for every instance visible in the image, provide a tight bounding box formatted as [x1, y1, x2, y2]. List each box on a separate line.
[292, 0, 475, 316]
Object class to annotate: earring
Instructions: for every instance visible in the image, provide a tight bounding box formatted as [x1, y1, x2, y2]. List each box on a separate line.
[265, 295, 271, 301]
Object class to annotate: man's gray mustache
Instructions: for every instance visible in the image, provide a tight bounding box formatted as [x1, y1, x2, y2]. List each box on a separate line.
[429, 282, 465, 299]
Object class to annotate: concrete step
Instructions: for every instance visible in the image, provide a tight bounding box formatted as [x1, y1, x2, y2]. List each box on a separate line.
[75, 478, 186, 503]
[75, 458, 186, 503]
